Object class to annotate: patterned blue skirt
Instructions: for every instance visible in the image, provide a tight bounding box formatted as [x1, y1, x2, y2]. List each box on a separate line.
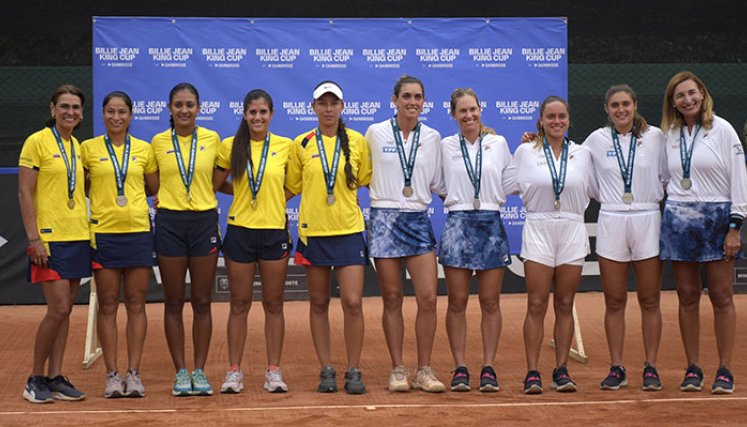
[660, 201, 739, 262]
[439, 210, 511, 270]
[367, 208, 436, 258]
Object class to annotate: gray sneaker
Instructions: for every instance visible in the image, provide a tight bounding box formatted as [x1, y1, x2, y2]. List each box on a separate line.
[104, 371, 125, 398]
[344, 368, 366, 395]
[318, 365, 337, 393]
[124, 369, 145, 397]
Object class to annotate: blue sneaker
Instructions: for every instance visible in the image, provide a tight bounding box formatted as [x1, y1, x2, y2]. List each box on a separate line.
[712, 367, 734, 394]
[551, 366, 577, 392]
[600, 365, 627, 390]
[450, 366, 470, 391]
[23, 376, 53, 404]
[680, 364, 703, 392]
[172, 368, 192, 396]
[642, 363, 662, 391]
[191, 368, 213, 396]
[48, 375, 85, 401]
[524, 370, 543, 394]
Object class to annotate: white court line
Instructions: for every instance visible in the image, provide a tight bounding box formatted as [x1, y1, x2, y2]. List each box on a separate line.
[2, 395, 746, 416]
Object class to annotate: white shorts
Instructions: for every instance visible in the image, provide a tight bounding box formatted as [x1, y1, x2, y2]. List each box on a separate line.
[521, 217, 589, 267]
[596, 210, 660, 262]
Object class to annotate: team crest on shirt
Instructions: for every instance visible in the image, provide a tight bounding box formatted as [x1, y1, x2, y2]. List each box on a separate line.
[200, 146, 206, 151]
[271, 152, 277, 156]
[210, 236, 217, 244]
[281, 243, 288, 250]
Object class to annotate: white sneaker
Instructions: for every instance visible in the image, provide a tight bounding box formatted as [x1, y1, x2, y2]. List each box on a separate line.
[220, 369, 244, 394]
[124, 369, 146, 397]
[412, 366, 445, 393]
[264, 367, 288, 393]
[104, 370, 125, 398]
[388, 365, 410, 392]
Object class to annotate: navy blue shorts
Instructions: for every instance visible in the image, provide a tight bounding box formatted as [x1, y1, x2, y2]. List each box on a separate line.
[29, 240, 91, 283]
[367, 208, 436, 258]
[222, 225, 292, 263]
[294, 232, 368, 266]
[92, 232, 155, 269]
[155, 209, 221, 257]
[439, 210, 511, 270]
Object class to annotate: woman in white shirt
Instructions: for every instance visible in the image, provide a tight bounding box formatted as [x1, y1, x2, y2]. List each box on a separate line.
[365, 75, 445, 393]
[660, 71, 747, 394]
[439, 88, 511, 392]
[584, 84, 666, 392]
[504, 96, 594, 394]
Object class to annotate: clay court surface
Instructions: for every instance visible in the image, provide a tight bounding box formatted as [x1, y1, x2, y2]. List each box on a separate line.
[1, 291, 746, 425]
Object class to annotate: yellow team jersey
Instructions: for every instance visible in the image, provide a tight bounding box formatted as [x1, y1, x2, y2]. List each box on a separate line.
[151, 127, 220, 211]
[286, 127, 372, 237]
[80, 134, 157, 234]
[216, 133, 293, 229]
[18, 127, 89, 242]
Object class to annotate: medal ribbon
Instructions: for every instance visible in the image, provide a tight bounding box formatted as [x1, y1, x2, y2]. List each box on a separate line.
[104, 134, 131, 197]
[315, 129, 341, 197]
[246, 133, 271, 202]
[390, 117, 421, 189]
[458, 133, 483, 200]
[611, 128, 637, 196]
[51, 126, 76, 200]
[171, 128, 198, 197]
[542, 136, 569, 205]
[679, 124, 701, 180]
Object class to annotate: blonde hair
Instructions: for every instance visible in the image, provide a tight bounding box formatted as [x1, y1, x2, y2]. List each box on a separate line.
[661, 71, 714, 131]
[449, 88, 495, 136]
[533, 95, 569, 149]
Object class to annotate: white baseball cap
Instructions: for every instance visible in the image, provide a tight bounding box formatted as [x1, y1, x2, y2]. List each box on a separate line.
[312, 81, 343, 100]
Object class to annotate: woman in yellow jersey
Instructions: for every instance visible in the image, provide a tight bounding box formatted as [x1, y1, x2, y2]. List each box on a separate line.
[18, 84, 89, 403]
[151, 82, 221, 396]
[212, 90, 293, 394]
[80, 91, 159, 398]
[286, 81, 372, 395]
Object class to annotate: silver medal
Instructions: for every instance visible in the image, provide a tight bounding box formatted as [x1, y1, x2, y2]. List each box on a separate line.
[326, 194, 336, 205]
[681, 177, 692, 190]
[554, 199, 561, 210]
[473, 198, 481, 210]
[116, 195, 128, 207]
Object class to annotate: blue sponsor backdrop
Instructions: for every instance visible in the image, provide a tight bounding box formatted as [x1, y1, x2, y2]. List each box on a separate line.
[93, 17, 568, 253]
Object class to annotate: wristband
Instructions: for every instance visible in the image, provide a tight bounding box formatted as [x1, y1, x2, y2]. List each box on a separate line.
[728, 216, 743, 230]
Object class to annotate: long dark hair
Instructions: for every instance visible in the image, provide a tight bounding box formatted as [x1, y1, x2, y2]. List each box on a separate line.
[45, 84, 85, 129]
[230, 89, 274, 180]
[393, 75, 424, 98]
[337, 119, 357, 190]
[604, 84, 648, 138]
[168, 82, 200, 129]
